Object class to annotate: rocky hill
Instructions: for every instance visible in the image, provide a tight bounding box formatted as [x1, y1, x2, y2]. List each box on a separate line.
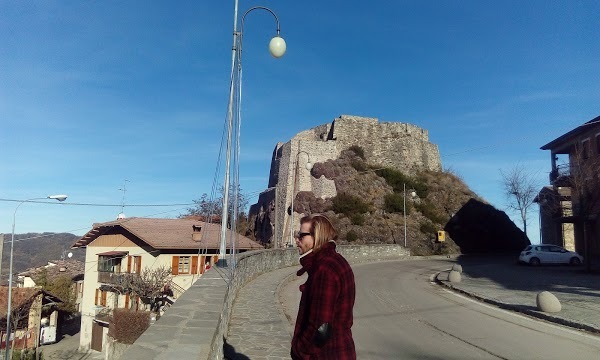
[0, 232, 85, 280]
[288, 148, 480, 255]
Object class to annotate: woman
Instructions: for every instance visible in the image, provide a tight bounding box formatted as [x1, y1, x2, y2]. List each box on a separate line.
[291, 214, 356, 360]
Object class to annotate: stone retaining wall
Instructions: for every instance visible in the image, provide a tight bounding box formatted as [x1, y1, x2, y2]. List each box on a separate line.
[120, 244, 409, 360]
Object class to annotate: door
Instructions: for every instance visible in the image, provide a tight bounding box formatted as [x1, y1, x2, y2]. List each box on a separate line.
[91, 322, 103, 352]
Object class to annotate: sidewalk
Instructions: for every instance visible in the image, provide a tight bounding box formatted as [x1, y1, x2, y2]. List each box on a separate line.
[225, 267, 297, 360]
[436, 255, 600, 334]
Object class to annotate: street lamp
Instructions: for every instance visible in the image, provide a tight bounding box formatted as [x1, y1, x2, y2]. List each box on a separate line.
[289, 148, 313, 247]
[403, 184, 416, 248]
[218, 1, 286, 268]
[5, 195, 67, 359]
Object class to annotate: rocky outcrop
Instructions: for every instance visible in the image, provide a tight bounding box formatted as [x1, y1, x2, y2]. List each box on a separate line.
[444, 198, 530, 253]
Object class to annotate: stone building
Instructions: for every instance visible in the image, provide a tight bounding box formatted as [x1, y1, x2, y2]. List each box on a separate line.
[249, 115, 442, 247]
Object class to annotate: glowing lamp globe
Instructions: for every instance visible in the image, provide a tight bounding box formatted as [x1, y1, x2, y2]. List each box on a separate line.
[269, 36, 286, 58]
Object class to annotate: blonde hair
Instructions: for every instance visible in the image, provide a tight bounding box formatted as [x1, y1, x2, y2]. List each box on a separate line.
[300, 214, 338, 252]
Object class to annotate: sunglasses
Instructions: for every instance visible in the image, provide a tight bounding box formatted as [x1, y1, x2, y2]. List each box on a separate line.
[295, 232, 311, 240]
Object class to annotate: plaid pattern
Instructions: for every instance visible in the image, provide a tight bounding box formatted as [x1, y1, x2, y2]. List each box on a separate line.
[291, 242, 356, 359]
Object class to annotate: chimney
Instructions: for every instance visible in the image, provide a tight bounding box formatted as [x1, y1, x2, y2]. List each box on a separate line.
[192, 225, 202, 242]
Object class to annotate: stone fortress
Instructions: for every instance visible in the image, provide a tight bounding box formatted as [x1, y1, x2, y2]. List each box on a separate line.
[248, 114, 442, 247]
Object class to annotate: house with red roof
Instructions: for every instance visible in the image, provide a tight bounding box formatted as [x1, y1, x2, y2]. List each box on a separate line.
[71, 217, 262, 354]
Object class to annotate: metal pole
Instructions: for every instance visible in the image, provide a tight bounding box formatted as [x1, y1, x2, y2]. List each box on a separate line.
[218, 0, 240, 267]
[403, 183, 407, 248]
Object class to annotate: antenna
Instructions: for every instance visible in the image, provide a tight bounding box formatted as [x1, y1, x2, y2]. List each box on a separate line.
[118, 179, 129, 219]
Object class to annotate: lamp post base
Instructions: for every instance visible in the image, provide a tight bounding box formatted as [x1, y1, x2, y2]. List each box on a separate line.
[216, 259, 228, 268]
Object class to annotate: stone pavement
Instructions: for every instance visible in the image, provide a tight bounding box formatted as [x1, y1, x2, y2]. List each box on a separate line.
[436, 255, 600, 333]
[226, 266, 298, 360]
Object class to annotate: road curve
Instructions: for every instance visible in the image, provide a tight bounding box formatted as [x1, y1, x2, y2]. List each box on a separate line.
[353, 260, 600, 359]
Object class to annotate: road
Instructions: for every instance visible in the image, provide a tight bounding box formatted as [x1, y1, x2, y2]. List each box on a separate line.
[352, 260, 600, 359]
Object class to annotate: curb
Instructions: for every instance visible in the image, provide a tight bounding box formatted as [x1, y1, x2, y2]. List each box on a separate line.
[433, 271, 600, 335]
[274, 266, 300, 337]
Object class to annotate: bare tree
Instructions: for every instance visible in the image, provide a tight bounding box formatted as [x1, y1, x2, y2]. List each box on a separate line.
[117, 266, 172, 310]
[501, 164, 539, 236]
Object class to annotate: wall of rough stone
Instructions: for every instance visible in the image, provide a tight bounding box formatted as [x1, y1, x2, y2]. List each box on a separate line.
[120, 244, 410, 360]
[249, 114, 442, 247]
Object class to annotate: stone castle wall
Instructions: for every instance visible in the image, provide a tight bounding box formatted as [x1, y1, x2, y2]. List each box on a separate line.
[250, 115, 442, 246]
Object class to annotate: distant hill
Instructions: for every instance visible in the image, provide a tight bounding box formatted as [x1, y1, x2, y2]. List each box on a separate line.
[0, 232, 85, 281]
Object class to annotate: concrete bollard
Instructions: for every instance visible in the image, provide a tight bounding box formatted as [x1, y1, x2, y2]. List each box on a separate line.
[451, 264, 463, 273]
[448, 270, 461, 283]
[536, 291, 561, 313]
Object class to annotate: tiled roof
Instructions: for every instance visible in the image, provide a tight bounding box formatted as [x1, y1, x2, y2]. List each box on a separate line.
[0, 287, 64, 319]
[541, 115, 600, 150]
[0, 287, 41, 319]
[72, 217, 264, 251]
[18, 259, 84, 282]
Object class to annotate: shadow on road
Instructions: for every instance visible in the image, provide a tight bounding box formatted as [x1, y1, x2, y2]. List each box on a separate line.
[223, 337, 251, 360]
[454, 254, 600, 299]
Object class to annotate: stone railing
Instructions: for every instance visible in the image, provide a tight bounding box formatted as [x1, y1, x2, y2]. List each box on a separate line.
[120, 244, 409, 360]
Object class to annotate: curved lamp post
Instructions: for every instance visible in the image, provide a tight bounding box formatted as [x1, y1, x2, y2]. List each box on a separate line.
[289, 149, 313, 247]
[4, 195, 67, 359]
[218, 1, 286, 268]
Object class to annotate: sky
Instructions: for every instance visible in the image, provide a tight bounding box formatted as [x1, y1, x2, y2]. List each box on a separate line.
[1, 1, 599, 243]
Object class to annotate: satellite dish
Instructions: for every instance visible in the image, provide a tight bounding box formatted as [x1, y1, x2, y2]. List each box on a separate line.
[67, 252, 73, 258]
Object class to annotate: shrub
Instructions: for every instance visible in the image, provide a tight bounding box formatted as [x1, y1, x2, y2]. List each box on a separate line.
[414, 201, 447, 224]
[350, 159, 368, 172]
[350, 213, 365, 225]
[346, 230, 358, 242]
[348, 145, 365, 160]
[11, 349, 41, 360]
[419, 221, 437, 235]
[375, 168, 429, 197]
[109, 309, 151, 344]
[383, 193, 408, 214]
[331, 193, 370, 215]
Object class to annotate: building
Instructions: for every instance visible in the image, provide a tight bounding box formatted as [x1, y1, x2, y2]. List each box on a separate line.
[0, 287, 63, 350]
[17, 259, 85, 312]
[72, 217, 263, 354]
[539, 115, 600, 258]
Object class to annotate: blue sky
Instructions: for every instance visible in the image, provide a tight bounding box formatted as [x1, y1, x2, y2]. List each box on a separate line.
[1, 1, 599, 242]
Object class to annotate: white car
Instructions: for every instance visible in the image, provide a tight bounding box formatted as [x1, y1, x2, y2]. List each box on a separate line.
[519, 245, 583, 266]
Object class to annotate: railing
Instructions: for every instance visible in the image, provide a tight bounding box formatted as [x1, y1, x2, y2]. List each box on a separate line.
[98, 271, 136, 285]
[95, 306, 112, 324]
[167, 280, 186, 299]
[550, 163, 571, 183]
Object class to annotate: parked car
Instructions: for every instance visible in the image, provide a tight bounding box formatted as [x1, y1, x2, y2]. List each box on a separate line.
[519, 245, 583, 266]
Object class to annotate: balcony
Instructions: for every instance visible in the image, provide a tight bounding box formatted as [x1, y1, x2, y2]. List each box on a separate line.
[98, 271, 137, 286]
[549, 163, 571, 184]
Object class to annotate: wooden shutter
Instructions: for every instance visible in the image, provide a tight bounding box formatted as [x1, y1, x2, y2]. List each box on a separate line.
[191, 256, 198, 274]
[136, 256, 142, 274]
[127, 256, 132, 273]
[101, 291, 107, 306]
[199, 256, 206, 274]
[124, 294, 130, 309]
[172, 256, 179, 275]
[95, 289, 99, 305]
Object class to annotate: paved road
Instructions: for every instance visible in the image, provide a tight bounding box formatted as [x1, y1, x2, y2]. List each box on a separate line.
[352, 260, 600, 359]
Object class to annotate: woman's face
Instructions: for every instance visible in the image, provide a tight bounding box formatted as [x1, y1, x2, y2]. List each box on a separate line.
[296, 222, 314, 255]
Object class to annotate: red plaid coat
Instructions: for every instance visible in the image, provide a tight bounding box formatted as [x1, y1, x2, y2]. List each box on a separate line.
[291, 242, 356, 359]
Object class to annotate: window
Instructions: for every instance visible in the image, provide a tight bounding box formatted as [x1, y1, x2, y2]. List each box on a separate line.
[95, 289, 108, 306]
[582, 139, 590, 159]
[178, 256, 191, 274]
[98, 256, 121, 273]
[128, 256, 142, 274]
